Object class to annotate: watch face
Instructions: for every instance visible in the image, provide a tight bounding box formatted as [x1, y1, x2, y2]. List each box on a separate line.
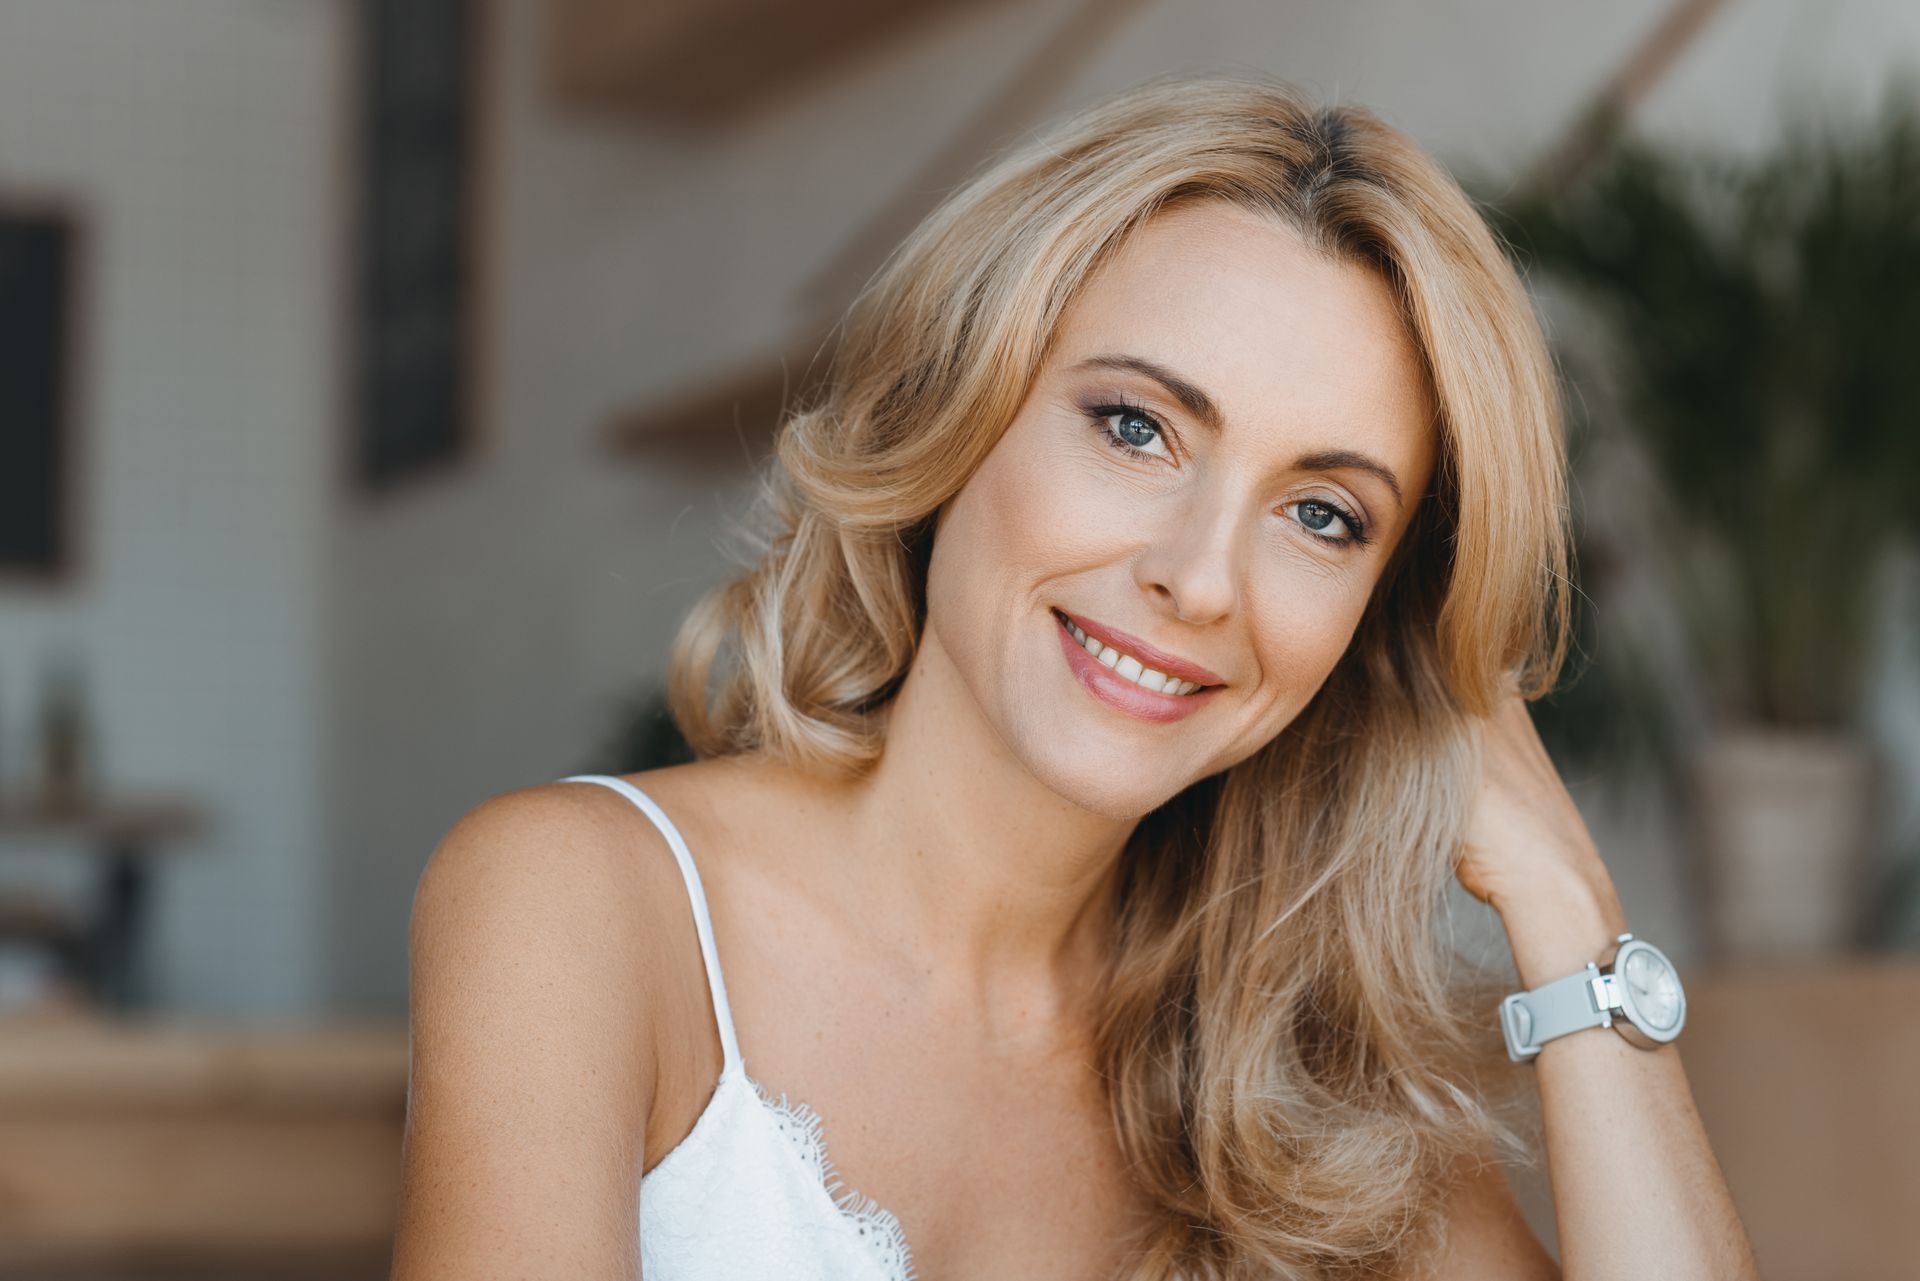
[1617, 942, 1684, 1036]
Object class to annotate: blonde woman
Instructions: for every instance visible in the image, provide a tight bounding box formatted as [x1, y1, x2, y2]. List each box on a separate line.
[391, 73, 1758, 1281]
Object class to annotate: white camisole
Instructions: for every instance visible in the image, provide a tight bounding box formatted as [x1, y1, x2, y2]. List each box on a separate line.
[558, 774, 918, 1281]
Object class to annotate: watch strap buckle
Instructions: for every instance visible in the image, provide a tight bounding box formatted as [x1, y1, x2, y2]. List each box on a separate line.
[1499, 960, 1612, 1062]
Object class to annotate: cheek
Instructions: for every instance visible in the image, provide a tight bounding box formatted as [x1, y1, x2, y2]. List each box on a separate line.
[924, 430, 1052, 661]
[930, 423, 1104, 615]
[988, 427, 1163, 582]
[1241, 566, 1374, 708]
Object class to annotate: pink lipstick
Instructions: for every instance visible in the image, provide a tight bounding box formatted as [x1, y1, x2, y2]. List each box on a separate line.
[1052, 608, 1225, 725]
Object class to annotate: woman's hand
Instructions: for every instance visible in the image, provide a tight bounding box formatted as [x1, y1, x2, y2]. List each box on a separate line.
[1457, 689, 1764, 1281]
[1455, 679, 1617, 918]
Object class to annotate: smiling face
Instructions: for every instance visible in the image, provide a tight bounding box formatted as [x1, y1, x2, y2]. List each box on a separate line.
[921, 199, 1440, 817]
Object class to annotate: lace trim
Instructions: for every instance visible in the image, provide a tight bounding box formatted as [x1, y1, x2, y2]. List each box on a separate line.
[745, 1073, 918, 1281]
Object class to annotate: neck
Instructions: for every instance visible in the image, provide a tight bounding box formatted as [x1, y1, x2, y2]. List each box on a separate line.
[821, 627, 1139, 1036]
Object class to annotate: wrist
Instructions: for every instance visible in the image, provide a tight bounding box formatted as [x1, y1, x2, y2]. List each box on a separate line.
[1493, 867, 1631, 990]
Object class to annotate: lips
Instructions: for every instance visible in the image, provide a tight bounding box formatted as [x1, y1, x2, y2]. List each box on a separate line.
[1051, 608, 1226, 687]
[1052, 610, 1224, 724]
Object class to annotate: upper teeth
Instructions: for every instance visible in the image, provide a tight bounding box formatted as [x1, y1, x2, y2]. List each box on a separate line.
[1061, 614, 1204, 695]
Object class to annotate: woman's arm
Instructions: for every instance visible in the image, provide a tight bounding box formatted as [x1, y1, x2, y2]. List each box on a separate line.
[388, 787, 661, 1280]
[1452, 689, 1761, 1281]
[1493, 868, 1759, 1281]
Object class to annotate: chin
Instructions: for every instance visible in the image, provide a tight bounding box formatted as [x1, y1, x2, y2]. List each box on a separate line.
[1040, 761, 1175, 821]
[1003, 705, 1206, 821]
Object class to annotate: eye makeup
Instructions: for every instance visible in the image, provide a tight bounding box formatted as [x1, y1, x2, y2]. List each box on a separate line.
[1076, 395, 1375, 549]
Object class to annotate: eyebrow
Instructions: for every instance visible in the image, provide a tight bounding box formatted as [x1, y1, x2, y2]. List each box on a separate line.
[1066, 352, 1406, 509]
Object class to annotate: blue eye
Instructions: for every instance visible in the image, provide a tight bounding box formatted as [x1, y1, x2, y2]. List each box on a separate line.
[1088, 401, 1172, 460]
[1288, 498, 1369, 547]
[1083, 400, 1373, 549]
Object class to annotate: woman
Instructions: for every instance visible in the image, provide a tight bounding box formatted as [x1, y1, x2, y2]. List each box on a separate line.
[391, 73, 1758, 1280]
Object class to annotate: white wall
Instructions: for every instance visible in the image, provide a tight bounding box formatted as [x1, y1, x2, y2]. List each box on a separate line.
[0, 0, 340, 1017]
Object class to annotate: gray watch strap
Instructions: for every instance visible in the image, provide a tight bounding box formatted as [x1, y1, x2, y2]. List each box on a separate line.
[1499, 962, 1610, 1061]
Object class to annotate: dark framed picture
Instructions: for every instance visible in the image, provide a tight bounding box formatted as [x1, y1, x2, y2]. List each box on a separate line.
[0, 197, 86, 584]
[349, 0, 490, 494]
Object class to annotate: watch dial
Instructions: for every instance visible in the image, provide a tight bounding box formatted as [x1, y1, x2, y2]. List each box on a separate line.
[1622, 948, 1682, 1029]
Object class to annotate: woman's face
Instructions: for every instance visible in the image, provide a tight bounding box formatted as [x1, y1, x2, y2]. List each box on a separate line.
[923, 200, 1439, 818]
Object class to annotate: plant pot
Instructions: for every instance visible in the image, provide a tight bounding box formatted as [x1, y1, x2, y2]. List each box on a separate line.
[1686, 726, 1879, 962]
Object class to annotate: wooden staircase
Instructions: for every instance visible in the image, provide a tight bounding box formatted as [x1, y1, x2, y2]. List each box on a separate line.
[587, 0, 1727, 476]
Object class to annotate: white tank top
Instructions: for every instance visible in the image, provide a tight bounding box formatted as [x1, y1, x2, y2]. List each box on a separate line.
[558, 774, 918, 1281]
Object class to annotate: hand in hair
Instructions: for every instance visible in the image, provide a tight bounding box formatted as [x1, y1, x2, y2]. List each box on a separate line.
[1454, 680, 1620, 922]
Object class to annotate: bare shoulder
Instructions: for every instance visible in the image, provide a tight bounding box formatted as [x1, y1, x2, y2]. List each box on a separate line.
[389, 773, 705, 1279]
[1399, 1140, 1561, 1281]
[407, 776, 698, 1031]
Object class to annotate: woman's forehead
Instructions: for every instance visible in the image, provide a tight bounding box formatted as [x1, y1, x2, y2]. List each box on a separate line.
[1050, 204, 1438, 491]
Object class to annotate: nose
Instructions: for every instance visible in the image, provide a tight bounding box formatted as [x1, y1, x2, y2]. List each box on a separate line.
[1132, 489, 1243, 626]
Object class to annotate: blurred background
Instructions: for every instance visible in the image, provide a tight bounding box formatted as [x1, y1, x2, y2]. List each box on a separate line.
[0, 0, 1915, 1277]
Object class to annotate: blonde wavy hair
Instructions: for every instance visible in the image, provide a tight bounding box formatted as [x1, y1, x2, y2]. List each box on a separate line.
[667, 72, 1570, 1280]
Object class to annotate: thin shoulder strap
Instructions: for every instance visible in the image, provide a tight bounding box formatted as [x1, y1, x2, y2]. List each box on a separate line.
[559, 774, 743, 1076]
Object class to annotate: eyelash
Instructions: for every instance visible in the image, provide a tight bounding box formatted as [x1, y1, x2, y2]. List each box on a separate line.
[1084, 398, 1374, 549]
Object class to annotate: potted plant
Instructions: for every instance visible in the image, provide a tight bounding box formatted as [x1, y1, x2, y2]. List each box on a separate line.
[1486, 91, 1920, 961]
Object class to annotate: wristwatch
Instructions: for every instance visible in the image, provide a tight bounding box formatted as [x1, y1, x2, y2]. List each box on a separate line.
[1498, 932, 1686, 1062]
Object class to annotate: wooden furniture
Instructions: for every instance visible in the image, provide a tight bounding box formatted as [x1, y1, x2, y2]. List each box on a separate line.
[1504, 952, 1920, 1280]
[0, 957, 1909, 1275]
[0, 796, 205, 1011]
[1680, 954, 1920, 1281]
[0, 1000, 407, 1277]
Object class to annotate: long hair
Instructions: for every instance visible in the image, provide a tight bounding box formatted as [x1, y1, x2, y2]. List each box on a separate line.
[666, 72, 1569, 1280]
